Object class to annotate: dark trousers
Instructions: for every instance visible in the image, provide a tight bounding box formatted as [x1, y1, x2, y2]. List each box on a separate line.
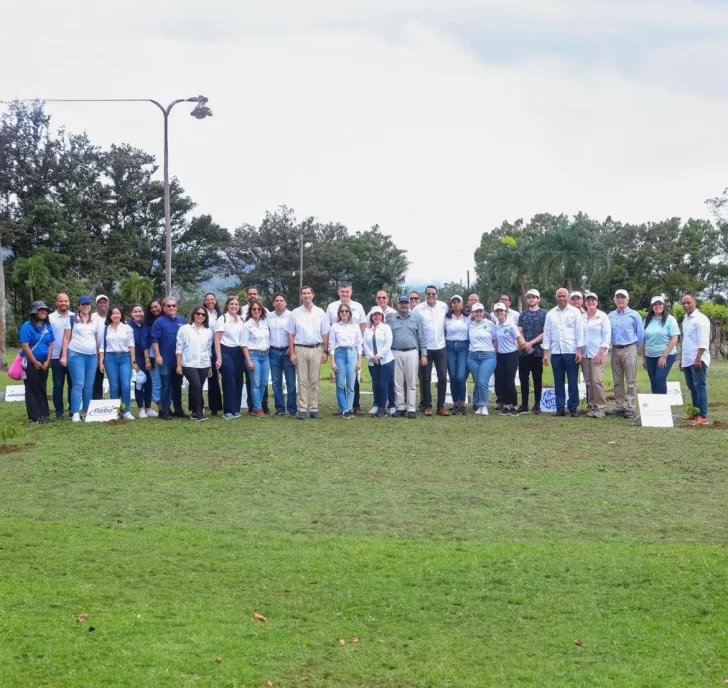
[518, 355, 543, 407]
[353, 378, 361, 409]
[24, 363, 50, 422]
[207, 347, 223, 414]
[421, 347, 447, 410]
[159, 364, 184, 414]
[50, 358, 72, 416]
[243, 363, 268, 412]
[183, 366, 208, 416]
[552, 353, 579, 413]
[369, 360, 394, 410]
[221, 344, 245, 415]
[92, 368, 104, 400]
[134, 353, 152, 410]
[496, 351, 519, 406]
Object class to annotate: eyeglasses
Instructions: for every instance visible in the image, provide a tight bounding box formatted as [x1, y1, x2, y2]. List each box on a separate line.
[166, 305, 177, 309]
[195, 312, 206, 317]
[425, 292, 436, 296]
[340, 309, 351, 314]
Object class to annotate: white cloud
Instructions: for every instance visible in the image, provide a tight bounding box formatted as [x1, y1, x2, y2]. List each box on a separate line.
[2, 1, 727, 286]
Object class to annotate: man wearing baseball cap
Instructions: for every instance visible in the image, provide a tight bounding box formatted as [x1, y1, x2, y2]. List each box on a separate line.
[91, 295, 110, 400]
[607, 289, 644, 418]
[517, 288, 546, 414]
[390, 295, 427, 418]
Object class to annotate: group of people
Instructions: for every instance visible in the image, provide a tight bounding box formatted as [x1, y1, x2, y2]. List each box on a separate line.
[15, 283, 712, 426]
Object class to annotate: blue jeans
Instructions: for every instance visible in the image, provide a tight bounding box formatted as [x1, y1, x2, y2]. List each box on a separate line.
[683, 362, 708, 418]
[135, 352, 152, 409]
[645, 354, 675, 394]
[446, 340, 468, 403]
[220, 344, 245, 415]
[269, 347, 297, 413]
[51, 358, 72, 416]
[68, 351, 97, 414]
[551, 353, 579, 413]
[467, 351, 496, 408]
[159, 363, 183, 414]
[369, 360, 394, 410]
[105, 352, 132, 411]
[248, 350, 270, 412]
[149, 357, 162, 405]
[334, 347, 358, 412]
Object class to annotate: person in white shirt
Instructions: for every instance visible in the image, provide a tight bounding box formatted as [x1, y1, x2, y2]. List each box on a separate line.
[490, 294, 520, 326]
[363, 306, 394, 419]
[329, 303, 364, 419]
[467, 303, 497, 416]
[49, 293, 74, 418]
[328, 283, 367, 414]
[92, 294, 110, 400]
[214, 296, 246, 419]
[543, 288, 585, 417]
[444, 295, 469, 414]
[240, 286, 269, 414]
[679, 294, 711, 426]
[570, 291, 586, 314]
[61, 295, 98, 421]
[242, 299, 271, 417]
[98, 306, 138, 420]
[493, 302, 526, 416]
[203, 293, 223, 416]
[369, 290, 398, 413]
[414, 285, 450, 416]
[288, 285, 330, 419]
[581, 292, 611, 418]
[176, 306, 213, 422]
[268, 292, 297, 416]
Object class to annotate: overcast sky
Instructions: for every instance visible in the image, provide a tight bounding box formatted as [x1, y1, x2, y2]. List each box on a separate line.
[3, 0, 728, 284]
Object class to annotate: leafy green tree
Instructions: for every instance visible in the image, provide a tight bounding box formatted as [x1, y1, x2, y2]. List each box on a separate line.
[11, 253, 52, 304]
[120, 272, 155, 306]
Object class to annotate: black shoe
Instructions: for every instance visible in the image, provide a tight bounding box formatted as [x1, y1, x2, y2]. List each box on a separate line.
[508, 408, 519, 416]
[622, 410, 636, 418]
[310, 411, 322, 419]
[500, 407, 510, 415]
[569, 410, 579, 417]
[407, 411, 417, 419]
[517, 405, 530, 415]
[275, 410, 286, 416]
[263, 408, 270, 415]
[495, 403, 504, 411]
[342, 411, 352, 419]
[531, 404, 542, 415]
[160, 412, 174, 420]
[460, 407, 467, 415]
[376, 410, 387, 418]
[353, 406, 363, 415]
[393, 410, 406, 418]
[173, 410, 188, 419]
[606, 409, 625, 417]
[556, 409, 566, 417]
[195, 413, 207, 422]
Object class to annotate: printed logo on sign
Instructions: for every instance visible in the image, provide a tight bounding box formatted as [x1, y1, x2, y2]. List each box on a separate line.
[666, 381, 683, 406]
[85, 399, 121, 422]
[4, 385, 26, 402]
[540, 389, 557, 414]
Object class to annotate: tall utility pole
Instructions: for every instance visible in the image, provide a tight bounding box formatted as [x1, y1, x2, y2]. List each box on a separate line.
[1, 96, 213, 296]
[299, 235, 304, 291]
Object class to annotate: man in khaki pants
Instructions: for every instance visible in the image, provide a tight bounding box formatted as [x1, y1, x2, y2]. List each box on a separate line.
[288, 286, 330, 420]
[607, 289, 644, 419]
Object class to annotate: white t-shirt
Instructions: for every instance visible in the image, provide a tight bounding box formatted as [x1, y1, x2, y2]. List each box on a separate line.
[215, 314, 245, 348]
[67, 319, 99, 356]
[49, 311, 74, 359]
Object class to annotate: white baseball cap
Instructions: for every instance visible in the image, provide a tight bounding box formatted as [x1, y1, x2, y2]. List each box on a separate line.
[650, 295, 666, 305]
[526, 289, 540, 298]
[614, 289, 629, 298]
[450, 294, 463, 303]
[584, 291, 598, 300]
[470, 303, 485, 312]
[95, 294, 109, 303]
[493, 302, 507, 311]
[569, 291, 583, 299]
[135, 370, 147, 390]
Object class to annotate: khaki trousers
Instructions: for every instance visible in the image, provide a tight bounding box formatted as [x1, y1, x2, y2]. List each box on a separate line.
[611, 344, 638, 411]
[581, 356, 607, 410]
[295, 345, 322, 412]
[394, 350, 419, 412]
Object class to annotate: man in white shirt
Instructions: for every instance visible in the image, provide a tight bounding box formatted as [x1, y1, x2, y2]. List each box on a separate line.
[543, 288, 585, 417]
[91, 294, 109, 400]
[491, 294, 519, 326]
[269, 292, 297, 416]
[680, 294, 711, 426]
[288, 285, 330, 419]
[49, 293, 74, 418]
[327, 283, 368, 414]
[241, 286, 269, 414]
[414, 285, 450, 416]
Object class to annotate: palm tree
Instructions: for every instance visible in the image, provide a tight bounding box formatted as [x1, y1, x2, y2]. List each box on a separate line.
[483, 235, 535, 309]
[120, 272, 154, 306]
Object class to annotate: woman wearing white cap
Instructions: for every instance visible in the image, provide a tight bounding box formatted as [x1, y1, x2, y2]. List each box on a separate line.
[363, 306, 394, 418]
[642, 296, 680, 394]
[467, 303, 498, 415]
[444, 295, 469, 414]
[582, 292, 611, 418]
[494, 302, 526, 415]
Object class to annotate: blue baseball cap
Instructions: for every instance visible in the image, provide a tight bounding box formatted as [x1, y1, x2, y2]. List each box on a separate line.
[397, 295, 409, 303]
[79, 295, 92, 305]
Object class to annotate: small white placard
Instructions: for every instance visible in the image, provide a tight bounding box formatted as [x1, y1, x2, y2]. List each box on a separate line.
[638, 394, 673, 427]
[539, 384, 585, 413]
[4, 385, 26, 402]
[666, 381, 683, 406]
[102, 378, 109, 396]
[85, 399, 121, 422]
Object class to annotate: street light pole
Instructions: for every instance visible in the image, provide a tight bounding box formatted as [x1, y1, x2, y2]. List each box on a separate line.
[1, 96, 212, 296]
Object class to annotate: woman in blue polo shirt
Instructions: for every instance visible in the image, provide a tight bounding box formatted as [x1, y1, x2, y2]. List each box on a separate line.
[642, 296, 680, 394]
[19, 301, 55, 424]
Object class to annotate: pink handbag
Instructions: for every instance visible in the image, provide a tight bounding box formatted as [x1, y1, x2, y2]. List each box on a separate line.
[7, 354, 24, 380]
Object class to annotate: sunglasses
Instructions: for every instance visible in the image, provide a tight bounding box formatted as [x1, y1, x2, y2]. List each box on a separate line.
[426, 292, 436, 296]
[409, 297, 419, 300]
[166, 305, 177, 308]
[340, 309, 351, 313]
[195, 312, 206, 316]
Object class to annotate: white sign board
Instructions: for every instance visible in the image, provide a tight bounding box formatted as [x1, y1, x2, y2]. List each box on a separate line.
[666, 381, 683, 406]
[539, 384, 585, 414]
[637, 394, 673, 428]
[4, 385, 26, 402]
[85, 399, 121, 422]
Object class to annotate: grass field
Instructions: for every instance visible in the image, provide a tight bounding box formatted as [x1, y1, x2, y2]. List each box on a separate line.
[1, 353, 727, 687]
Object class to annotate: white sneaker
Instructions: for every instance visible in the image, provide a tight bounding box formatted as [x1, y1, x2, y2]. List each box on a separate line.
[369, 406, 379, 416]
[123, 412, 136, 421]
[389, 407, 396, 416]
[146, 409, 158, 418]
[72, 413, 81, 423]
[138, 409, 148, 419]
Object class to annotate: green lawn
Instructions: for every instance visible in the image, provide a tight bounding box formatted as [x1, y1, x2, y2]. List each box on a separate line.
[1, 354, 727, 687]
